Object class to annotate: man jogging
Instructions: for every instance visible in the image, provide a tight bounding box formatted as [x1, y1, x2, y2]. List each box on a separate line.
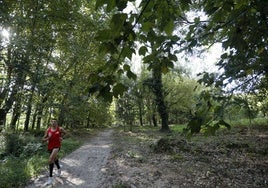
[42, 119, 67, 185]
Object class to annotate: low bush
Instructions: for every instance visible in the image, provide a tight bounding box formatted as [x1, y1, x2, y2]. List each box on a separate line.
[3, 132, 43, 157]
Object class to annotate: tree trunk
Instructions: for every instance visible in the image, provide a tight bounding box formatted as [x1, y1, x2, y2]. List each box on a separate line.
[31, 110, 37, 130]
[152, 113, 157, 127]
[86, 111, 91, 128]
[139, 108, 143, 126]
[58, 93, 68, 127]
[24, 82, 36, 131]
[152, 63, 170, 132]
[36, 114, 42, 130]
[10, 100, 22, 131]
[24, 104, 32, 131]
[0, 109, 7, 132]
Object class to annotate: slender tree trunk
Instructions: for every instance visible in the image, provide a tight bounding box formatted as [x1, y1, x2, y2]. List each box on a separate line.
[136, 90, 144, 126]
[4, 83, 21, 130]
[36, 114, 42, 130]
[24, 104, 32, 131]
[0, 109, 7, 131]
[24, 89, 34, 131]
[24, 82, 36, 131]
[139, 105, 143, 126]
[86, 111, 90, 128]
[36, 95, 47, 130]
[31, 109, 37, 130]
[10, 100, 22, 131]
[58, 94, 68, 127]
[152, 113, 157, 127]
[149, 116, 152, 126]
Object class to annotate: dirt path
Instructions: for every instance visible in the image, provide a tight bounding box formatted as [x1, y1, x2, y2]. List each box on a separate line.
[25, 129, 113, 188]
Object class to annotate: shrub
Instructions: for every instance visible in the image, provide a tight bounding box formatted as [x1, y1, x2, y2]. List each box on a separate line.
[0, 157, 30, 187]
[3, 132, 43, 157]
[3, 133, 22, 156]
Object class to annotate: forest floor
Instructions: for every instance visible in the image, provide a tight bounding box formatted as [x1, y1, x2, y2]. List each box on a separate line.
[26, 125, 268, 188]
[102, 125, 268, 188]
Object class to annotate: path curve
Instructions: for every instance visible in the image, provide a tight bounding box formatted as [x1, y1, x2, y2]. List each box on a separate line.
[25, 129, 113, 188]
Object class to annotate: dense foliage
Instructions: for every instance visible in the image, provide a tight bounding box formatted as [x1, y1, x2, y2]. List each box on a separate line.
[0, 0, 267, 133]
[195, 0, 268, 93]
[94, 0, 268, 133]
[0, 0, 112, 130]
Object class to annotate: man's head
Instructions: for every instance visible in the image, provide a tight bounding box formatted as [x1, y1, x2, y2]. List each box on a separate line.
[51, 119, 58, 127]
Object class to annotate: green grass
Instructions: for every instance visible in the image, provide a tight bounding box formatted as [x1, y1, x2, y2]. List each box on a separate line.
[0, 157, 31, 188]
[117, 123, 187, 134]
[227, 117, 268, 127]
[170, 124, 186, 133]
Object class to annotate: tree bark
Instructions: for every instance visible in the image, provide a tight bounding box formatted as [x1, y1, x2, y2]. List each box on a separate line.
[10, 100, 22, 131]
[152, 63, 170, 132]
[24, 84, 36, 131]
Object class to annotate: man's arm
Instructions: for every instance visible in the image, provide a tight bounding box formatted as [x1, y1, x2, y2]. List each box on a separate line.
[60, 127, 67, 139]
[42, 129, 49, 142]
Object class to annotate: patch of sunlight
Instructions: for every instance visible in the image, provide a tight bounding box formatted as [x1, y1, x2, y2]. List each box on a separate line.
[62, 171, 85, 186]
[100, 144, 111, 148]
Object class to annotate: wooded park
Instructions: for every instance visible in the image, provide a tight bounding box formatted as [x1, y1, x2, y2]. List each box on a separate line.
[0, 0, 267, 187]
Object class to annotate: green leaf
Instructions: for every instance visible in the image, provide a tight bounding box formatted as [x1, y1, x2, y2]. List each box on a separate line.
[138, 46, 148, 56]
[128, 31, 136, 42]
[116, 0, 128, 11]
[95, 0, 108, 10]
[161, 59, 173, 74]
[113, 83, 127, 98]
[99, 85, 113, 102]
[99, 42, 118, 54]
[218, 119, 231, 130]
[121, 46, 135, 60]
[187, 118, 202, 134]
[214, 105, 223, 115]
[107, 0, 116, 12]
[189, 39, 197, 47]
[95, 29, 112, 41]
[111, 13, 127, 31]
[126, 70, 137, 80]
[117, 69, 124, 75]
[204, 124, 220, 136]
[181, 0, 191, 10]
[141, 22, 153, 33]
[123, 64, 130, 71]
[164, 19, 175, 36]
[169, 54, 178, 62]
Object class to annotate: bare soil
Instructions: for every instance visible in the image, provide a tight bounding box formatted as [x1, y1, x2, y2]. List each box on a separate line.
[26, 125, 268, 188]
[102, 125, 268, 188]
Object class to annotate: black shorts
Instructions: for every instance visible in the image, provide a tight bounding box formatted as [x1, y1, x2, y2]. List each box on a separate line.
[48, 147, 61, 153]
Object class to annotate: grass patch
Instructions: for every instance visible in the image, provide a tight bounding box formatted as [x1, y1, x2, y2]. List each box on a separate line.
[170, 124, 186, 134]
[58, 137, 82, 158]
[228, 117, 268, 127]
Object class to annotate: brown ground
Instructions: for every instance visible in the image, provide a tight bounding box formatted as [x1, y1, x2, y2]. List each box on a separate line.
[102, 125, 268, 188]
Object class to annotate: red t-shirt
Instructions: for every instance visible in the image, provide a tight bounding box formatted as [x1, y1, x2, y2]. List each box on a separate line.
[47, 127, 61, 150]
